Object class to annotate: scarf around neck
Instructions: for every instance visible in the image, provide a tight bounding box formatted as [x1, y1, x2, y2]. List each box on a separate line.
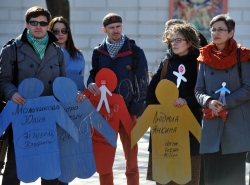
[197, 38, 250, 69]
[27, 30, 49, 60]
[106, 34, 125, 58]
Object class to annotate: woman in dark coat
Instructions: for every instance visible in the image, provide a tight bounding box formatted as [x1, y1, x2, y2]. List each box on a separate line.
[146, 23, 202, 185]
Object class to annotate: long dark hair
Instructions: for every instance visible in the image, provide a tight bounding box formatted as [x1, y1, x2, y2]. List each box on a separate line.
[48, 16, 81, 59]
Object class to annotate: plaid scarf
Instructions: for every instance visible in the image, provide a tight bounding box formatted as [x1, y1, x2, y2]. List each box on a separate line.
[27, 30, 49, 60]
[106, 35, 125, 58]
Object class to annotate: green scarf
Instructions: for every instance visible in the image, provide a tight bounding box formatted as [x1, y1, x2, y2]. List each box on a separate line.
[26, 30, 49, 60]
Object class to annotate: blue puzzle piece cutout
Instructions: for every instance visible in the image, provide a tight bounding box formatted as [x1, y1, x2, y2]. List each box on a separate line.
[53, 77, 117, 183]
[0, 78, 79, 183]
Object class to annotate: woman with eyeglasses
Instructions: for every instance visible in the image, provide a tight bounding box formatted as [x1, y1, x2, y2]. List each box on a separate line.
[48, 16, 86, 91]
[146, 23, 202, 185]
[195, 14, 250, 185]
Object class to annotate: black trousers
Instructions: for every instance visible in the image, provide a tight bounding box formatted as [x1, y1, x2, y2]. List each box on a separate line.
[2, 134, 68, 185]
[203, 150, 246, 185]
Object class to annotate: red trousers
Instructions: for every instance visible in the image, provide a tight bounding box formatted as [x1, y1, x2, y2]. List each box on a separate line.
[99, 116, 139, 185]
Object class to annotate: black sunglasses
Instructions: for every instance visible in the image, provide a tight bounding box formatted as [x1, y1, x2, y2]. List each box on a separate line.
[29, 21, 48, 27]
[52, 28, 69, 35]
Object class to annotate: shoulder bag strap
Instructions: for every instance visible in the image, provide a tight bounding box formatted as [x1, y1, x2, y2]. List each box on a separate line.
[160, 59, 169, 80]
[237, 46, 241, 83]
[11, 42, 18, 86]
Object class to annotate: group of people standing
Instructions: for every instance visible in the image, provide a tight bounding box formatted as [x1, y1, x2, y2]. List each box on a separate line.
[0, 6, 147, 185]
[0, 4, 250, 185]
[150, 12, 250, 185]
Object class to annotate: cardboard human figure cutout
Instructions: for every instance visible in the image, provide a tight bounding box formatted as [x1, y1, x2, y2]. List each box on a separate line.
[131, 80, 201, 184]
[53, 77, 117, 183]
[173, 64, 187, 88]
[84, 68, 134, 175]
[97, 80, 112, 113]
[202, 82, 230, 122]
[215, 82, 230, 104]
[0, 78, 79, 183]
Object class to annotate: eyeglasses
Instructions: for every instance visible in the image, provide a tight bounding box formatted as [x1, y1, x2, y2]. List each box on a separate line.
[52, 28, 69, 35]
[29, 21, 48, 27]
[210, 28, 228, 33]
[170, 38, 186, 43]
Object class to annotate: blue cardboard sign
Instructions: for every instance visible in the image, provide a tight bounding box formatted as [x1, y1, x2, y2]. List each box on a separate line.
[53, 77, 117, 183]
[0, 78, 79, 183]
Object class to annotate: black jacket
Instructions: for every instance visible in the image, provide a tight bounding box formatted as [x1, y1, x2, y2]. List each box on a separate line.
[147, 51, 202, 156]
[87, 36, 148, 116]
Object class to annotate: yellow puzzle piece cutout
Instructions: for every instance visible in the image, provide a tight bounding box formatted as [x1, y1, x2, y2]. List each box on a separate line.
[131, 80, 201, 184]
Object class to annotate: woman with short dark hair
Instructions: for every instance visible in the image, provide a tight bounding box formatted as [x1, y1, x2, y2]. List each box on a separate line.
[195, 13, 250, 185]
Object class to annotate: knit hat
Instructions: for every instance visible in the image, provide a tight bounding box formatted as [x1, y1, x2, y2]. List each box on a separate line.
[103, 13, 122, 27]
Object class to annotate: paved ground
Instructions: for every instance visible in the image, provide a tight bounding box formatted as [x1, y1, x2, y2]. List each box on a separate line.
[0, 130, 249, 185]
[0, 130, 155, 185]
[247, 163, 250, 185]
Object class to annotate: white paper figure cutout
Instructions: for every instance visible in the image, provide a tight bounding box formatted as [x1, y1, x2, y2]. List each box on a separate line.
[215, 82, 230, 104]
[97, 80, 112, 113]
[173, 64, 187, 88]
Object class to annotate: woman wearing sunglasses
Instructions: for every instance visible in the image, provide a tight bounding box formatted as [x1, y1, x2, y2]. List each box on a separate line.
[146, 23, 202, 185]
[48, 16, 86, 91]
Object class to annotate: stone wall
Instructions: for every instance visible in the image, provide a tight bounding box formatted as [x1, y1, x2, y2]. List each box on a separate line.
[0, 0, 249, 82]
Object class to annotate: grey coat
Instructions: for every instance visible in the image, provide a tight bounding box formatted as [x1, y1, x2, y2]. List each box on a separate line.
[0, 28, 66, 100]
[195, 60, 250, 154]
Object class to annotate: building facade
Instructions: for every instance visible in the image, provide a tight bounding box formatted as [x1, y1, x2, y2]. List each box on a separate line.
[0, 0, 250, 82]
